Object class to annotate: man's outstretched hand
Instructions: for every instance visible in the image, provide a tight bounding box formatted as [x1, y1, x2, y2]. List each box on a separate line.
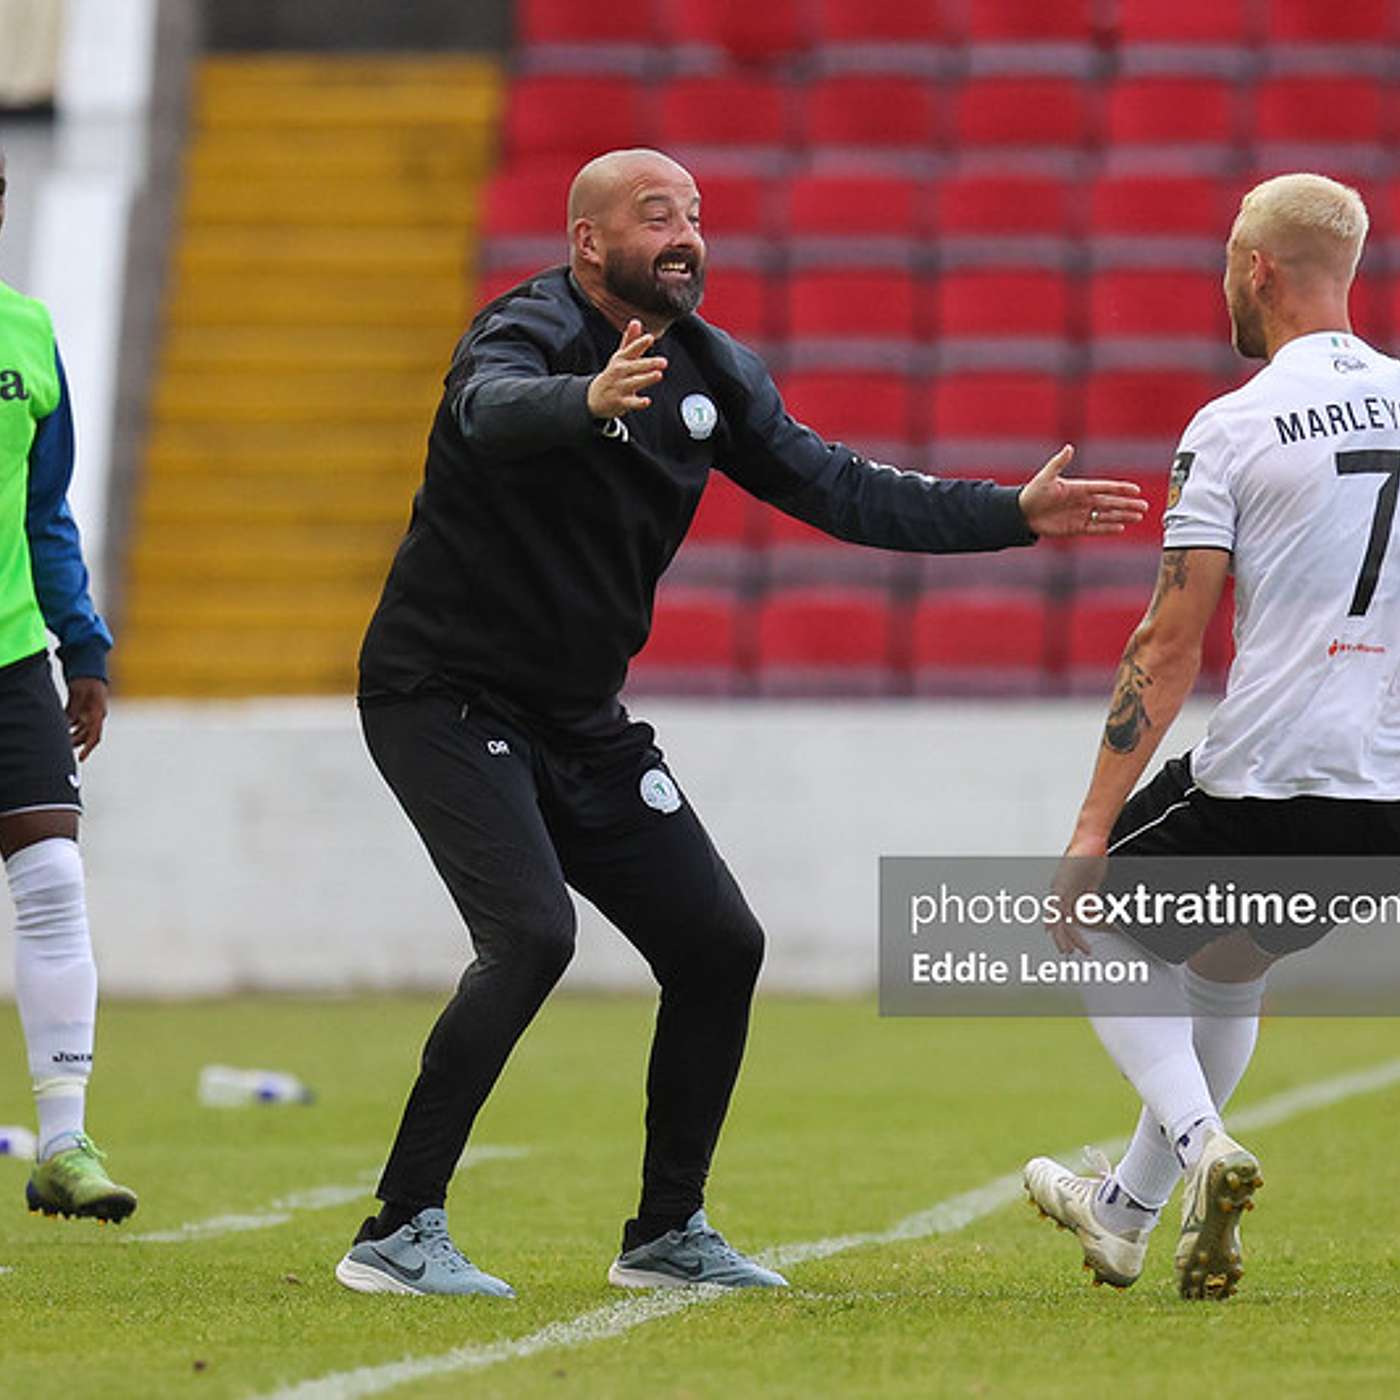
[587, 319, 668, 419]
[1018, 445, 1150, 538]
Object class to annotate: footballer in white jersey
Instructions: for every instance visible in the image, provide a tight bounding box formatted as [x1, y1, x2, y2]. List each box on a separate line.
[1025, 174, 1399, 1304]
[1168, 330, 1400, 800]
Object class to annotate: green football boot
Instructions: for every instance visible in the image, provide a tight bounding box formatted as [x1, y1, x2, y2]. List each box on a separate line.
[26, 1134, 138, 1223]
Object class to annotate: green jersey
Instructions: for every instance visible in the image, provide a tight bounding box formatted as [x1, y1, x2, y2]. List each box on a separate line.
[0, 279, 110, 679]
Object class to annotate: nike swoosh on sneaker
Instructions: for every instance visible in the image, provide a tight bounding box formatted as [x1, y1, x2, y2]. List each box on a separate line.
[369, 1247, 427, 1283]
[664, 1253, 706, 1278]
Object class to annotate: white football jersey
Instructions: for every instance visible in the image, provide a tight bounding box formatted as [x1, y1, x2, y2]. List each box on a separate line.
[1164, 331, 1400, 799]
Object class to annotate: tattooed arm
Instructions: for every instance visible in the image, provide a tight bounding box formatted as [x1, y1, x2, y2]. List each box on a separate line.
[1069, 547, 1231, 852]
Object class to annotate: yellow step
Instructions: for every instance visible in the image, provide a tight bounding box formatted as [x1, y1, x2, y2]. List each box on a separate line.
[182, 178, 479, 227]
[123, 594, 373, 632]
[195, 80, 499, 132]
[130, 522, 401, 572]
[178, 227, 469, 277]
[186, 131, 491, 186]
[151, 368, 440, 423]
[198, 54, 499, 90]
[144, 421, 432, 473]
[138, 474, 413, 527]
[165, 273, 468, 327]
[160, 324, 455, 374]
[115, 634, 361, 697]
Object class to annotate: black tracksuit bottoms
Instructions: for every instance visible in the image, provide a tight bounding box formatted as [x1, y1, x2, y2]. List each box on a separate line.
[359, 691, 765, 1231]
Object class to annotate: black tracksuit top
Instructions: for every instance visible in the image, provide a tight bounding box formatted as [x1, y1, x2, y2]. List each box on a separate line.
[359, 266, 1037, 716]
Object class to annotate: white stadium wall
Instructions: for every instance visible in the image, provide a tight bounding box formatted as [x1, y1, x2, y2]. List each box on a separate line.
[0, 698, 1216, 998]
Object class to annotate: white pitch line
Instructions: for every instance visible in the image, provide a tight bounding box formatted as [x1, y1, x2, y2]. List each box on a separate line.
[128, 1146, 528, 1245]
[257, 1057, 1400, 1400]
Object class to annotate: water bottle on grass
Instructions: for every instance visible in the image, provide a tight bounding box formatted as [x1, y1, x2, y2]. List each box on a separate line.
[198, 1065, 316, 1107]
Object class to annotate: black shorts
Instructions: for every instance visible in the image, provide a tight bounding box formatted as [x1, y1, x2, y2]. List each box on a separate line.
[0, 650, 81, 817]
[1104, 753, 1400, 962]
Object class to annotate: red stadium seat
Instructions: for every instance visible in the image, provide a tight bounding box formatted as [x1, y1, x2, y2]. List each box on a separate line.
[783, 269, 924, 369]
[1064, 589, 1150, 693]
[1253, 76, 1385, 147]
[667, 473, 768, 586]
[760, 508, 911, 586]
[1114, 0, 1253, 42]
[754, 588, 899, 696]
[661, 0, 810, 66]
[911, 589, 1050, 695]
[659, 75, 791, 167]
[1086, 174, 1232, 268]
[784, 173, 929, 264]
[695, 268, 774, 343]
[935, 173, 1075, 237]
[1087, 270, 1227, 369]
[1201, 578, 1235, 688]
[934, 269, 1073, 370]
[1349, 272, 1388, 348]
[516, 0, 658, 45]
[1263, 0, 1394, 41]
[801, 76, 941, 153]
[1112, 0, 1254, 75]
[694, 172, 770, 240]
[479, 166, 572, 274]
[816, 0, 950, 41]
[932, 371, 1065, 439]
[952, 77, 1093, 153]
[963, 0, 1096, 39]
[1081, 370, 1219, 454]
[514, 0, 661, 71]
[934, 173, 1075, 267]
[503, 77, 648, 163]
[1102, 78, 1240, 171]
[780, 372, 923, 461]
[627, 589, 742, 696]
[481, 167, 571, 238]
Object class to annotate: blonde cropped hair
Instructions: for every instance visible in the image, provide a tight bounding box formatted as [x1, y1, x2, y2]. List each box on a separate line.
[1233, 173, 1369, 279]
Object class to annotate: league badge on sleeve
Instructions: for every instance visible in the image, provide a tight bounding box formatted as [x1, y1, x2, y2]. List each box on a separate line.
[1166, 450, 1195, 511]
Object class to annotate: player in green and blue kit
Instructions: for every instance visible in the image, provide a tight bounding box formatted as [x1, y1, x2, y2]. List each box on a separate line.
[0, 150, 135, 1222]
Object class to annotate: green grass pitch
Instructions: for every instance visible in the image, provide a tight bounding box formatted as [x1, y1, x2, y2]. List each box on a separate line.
[2, 996, 1399, 1399]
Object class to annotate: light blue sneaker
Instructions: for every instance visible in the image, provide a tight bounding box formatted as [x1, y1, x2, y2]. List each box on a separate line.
[607, 1208, 788, 1288]
[334, 1208, 514, 1297]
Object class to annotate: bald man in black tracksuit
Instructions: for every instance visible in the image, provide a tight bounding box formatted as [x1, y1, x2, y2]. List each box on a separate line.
[337, 150, 1145, 1299]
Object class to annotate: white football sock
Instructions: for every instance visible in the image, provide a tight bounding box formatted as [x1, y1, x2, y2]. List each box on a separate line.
[1114, 969, 1266, 1208]
[7, 839, 95, 1157]
[1080, 928, 1220, 1171]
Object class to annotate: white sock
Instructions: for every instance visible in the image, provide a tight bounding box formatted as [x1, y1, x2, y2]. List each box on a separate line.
[1114, 970, 1266, 1208]
[1080, 928, 1220, 1171]
[8, 839, 95, 1158]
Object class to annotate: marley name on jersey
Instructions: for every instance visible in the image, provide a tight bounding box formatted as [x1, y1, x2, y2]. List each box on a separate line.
[1274, 395, 1400, 446]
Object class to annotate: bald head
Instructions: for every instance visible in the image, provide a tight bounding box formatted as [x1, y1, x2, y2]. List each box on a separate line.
[1231, 173, 1369, 285]
[567, 148, 707, 331]
[567, 149, 697, 225]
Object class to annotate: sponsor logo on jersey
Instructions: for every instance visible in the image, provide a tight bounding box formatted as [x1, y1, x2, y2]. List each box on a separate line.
[1327, 639, 1388, 658]
[486, 739, 510, 755]
[639, 767, 682, 814]
[0, 368, 30, 402]
[680, 393, 718, 440]
[1166, 450, 1195, 511]
[1332, 355, 1368, 374]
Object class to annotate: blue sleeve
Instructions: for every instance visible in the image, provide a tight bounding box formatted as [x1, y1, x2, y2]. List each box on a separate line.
[26, 347, 112, 682]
